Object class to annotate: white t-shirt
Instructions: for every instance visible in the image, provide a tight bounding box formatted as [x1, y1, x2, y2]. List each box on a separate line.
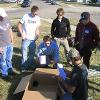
[20, 13, 40, 40]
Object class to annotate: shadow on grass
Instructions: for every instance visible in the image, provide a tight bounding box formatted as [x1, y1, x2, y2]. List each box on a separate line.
[91, 64, 100, 71]
[12, 47, 21, 72]
[12, 54, 21, 72]
[13, 47, 21, 54]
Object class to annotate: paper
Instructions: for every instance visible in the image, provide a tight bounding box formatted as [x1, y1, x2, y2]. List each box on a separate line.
[39, 55, 46, 65]
[57, 63, 67, 80]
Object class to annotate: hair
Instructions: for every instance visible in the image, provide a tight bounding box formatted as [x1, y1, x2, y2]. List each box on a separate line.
[56, 8, 64, 15]
[72, 56, 81, 61]
[31, 5, 39, 12]
[43, 35, 51, 42]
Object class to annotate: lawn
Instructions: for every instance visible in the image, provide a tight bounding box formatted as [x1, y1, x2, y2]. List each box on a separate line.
[0, 2, 20, 8]
[0, 18, 100, 100]
[57, 0, 100, 7]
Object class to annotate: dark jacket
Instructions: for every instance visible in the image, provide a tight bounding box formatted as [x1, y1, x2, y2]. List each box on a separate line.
[51, 17, 71, 38]
[65, 64, 88, 100]
[75, 21, 99, 49]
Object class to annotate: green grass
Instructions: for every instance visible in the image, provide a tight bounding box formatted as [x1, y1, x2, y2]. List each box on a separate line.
[0, 18, 100, 100]
[57, 0, 100, 7]
[0, 2, 20, 8]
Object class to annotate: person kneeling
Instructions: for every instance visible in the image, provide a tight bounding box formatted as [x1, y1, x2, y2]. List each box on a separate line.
[57, 48, 88, 100]
[37, 35, 59, 68]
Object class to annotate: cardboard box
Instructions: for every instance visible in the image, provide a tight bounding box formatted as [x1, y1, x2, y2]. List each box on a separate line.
[14, 68, 58, 100]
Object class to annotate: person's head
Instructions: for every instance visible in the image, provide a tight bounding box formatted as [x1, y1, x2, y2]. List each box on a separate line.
[43, 35, 51, 47]
[31, 5, 39, 16]
[68, 48, 82, 66]
[0, 8, 7, 21]
[56, 8, 64, 18]
[80, 12, 90, 25]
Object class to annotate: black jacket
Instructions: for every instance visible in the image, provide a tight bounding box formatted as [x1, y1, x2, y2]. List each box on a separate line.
[75, 21, 99, 49]
[51, 17, 71, 38]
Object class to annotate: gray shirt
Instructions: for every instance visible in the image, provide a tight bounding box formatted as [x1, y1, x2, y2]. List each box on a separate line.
[0, 18, 11, 47]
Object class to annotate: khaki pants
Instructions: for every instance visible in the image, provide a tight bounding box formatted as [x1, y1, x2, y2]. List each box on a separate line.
[54, 37, 70, 61]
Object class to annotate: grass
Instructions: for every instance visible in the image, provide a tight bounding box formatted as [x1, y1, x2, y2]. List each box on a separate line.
[57, 0, 100, 7]
[0, 18, 100, 100]
[0, 2, 20, 8]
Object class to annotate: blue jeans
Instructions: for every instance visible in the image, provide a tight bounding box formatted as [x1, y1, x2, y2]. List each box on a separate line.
[60, 92, 74, 100]
[0, 44, 13, 76]
[21, 39, 36, 69]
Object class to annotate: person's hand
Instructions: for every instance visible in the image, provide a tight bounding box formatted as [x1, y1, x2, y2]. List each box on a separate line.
[22, 33, 26, 40]
[35, 35, 38, 41]
[0, 47, 4, 54]
[53, 75, 62, 81]
[10, 40, 14, 45]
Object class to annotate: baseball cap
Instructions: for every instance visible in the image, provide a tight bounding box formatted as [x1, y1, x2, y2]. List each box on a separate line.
[80, 12, 90, 21]
[68, 48, 80, 58]
[0, 8, 7, 17]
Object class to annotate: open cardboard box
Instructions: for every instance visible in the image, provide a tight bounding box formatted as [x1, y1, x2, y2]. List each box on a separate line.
[13, 68, 58, 100]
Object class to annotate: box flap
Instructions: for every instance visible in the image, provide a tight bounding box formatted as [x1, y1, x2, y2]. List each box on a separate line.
[14, 74, 32, 94]
[35, 68, 58, 75]
[22, 91, 56, 100]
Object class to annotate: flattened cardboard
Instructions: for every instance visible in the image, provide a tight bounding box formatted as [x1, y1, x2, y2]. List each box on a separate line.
[14, 74, 32, 94]
[14, 68, 58, 100]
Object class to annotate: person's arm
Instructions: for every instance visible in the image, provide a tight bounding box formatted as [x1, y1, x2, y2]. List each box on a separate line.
[35, 26, 40, 41]
[59, 70, 79, 94]
[54, 42, 59, 63]
[66, 19, 71, 36]
[75, 24, 80, 46]
[18, 22, 26, 40]
[35, 17, 41, 41]
[58, 77, 76, 93]
[0, 47, 4, 54]
[37, 42, 44, 57]
[51, 20, 55, 38]
[92, 25, 99, 49]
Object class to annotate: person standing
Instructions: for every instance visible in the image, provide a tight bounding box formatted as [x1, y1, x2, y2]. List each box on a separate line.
[51, 8, 71, 62]
[18, 5, 40, 72]
[0, 8, 14, 78]
[75, 12, 99, 69]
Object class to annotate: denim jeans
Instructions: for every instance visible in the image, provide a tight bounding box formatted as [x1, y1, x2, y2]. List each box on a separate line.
[21, 39, 36, 69]
[0, 44, 13, 76]
[60, 92, 74, 100]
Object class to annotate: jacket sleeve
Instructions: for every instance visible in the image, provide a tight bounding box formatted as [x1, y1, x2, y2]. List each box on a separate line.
[92, 25, 99, 48]
[66, 19, 71, 36]
[51, 20, 55, 38]
[54, 43, 59, 63]
[37, 43, 43, 57]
